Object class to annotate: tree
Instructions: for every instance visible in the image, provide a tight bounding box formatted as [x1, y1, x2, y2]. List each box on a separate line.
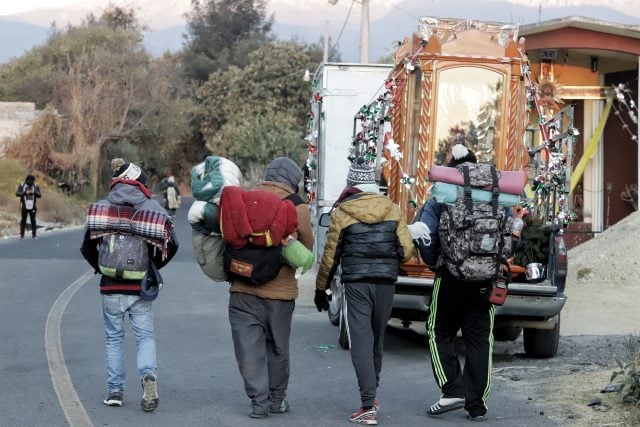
[195, 40, 324, 172]
[0, 6, 185, 196]
[182, 0, 273, 81]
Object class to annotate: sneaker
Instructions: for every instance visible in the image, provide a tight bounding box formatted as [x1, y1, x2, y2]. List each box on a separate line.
[426, 397, 465, 416]
[32, 236, 38, 240]
[270, 400, 290, 413]
[103, 391, 123, 407]
[372, 399, 381, 411]
[468, 413, 487, 422]
[249, 409, 269, 419]
[140, 374, 159, 412]
[350, 407, 377, 425]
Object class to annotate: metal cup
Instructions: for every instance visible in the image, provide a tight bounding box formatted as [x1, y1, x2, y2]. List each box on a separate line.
[525, 263, 545, 282]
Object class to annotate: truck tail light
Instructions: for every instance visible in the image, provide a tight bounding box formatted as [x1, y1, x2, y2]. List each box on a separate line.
[555, 235, 567, 276]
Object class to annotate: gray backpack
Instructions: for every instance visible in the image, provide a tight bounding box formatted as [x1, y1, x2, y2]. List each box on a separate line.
[438, 163, 513, 282]
[98, 233, 150, 280]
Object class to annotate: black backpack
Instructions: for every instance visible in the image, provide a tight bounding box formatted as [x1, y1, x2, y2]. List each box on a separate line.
[223, 193, 304, 285]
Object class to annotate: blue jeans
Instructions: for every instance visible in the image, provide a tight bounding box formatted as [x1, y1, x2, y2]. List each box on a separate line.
[102, 294, 156, 393]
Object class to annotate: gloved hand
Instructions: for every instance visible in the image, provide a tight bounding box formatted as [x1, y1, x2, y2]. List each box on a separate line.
[314, 289, 331, 312]
[407, 222, 432, 246]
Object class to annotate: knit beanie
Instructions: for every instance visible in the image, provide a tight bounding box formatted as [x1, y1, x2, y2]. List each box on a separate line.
[346, 162, 376, 186]
[448, 144, 477, 167]
[111, 158, 148, 185]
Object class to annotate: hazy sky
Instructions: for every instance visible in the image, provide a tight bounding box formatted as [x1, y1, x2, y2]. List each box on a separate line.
[0, 1, 79, 15]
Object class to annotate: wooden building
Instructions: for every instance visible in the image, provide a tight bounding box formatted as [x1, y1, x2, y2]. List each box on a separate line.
[520, 16, 640, 247]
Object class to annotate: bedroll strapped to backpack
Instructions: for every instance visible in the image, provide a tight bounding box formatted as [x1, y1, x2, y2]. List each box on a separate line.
[219, 188, 301, 286]
[438, 163, 514, 282]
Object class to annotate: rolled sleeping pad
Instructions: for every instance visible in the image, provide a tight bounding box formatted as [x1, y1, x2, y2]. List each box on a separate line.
[430, 182, 520, 207]
[428, 165, 526, 195]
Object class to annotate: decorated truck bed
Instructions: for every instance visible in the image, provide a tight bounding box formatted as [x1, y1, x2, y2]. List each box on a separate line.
[311, 18, 575, 358]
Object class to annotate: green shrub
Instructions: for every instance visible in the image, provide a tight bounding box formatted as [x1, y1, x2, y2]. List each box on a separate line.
[612, 335, 640, 406]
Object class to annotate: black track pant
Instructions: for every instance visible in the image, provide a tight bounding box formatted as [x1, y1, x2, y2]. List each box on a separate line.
[344, 281, 395, 408]
[426, 273, 495, 417]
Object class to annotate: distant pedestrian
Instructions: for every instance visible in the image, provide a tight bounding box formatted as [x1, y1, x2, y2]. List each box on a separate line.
[80, 159, 178, 412]
[15, 173, 42, 239]
[315, 160, 417, 425]
[161, 173, 181, 216]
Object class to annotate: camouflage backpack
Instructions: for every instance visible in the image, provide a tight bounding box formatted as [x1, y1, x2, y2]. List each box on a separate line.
[438, 163, 513, 282]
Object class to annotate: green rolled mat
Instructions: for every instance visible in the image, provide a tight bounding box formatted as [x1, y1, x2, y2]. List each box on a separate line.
[281, 239, 314, 274]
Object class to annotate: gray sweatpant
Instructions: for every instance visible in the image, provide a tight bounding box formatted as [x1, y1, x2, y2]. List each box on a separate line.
[344, 282, 395, 408]
[228, 292, 295, 415]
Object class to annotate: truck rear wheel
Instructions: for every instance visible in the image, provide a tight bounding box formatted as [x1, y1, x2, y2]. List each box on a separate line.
[493, 326, 522, 341]
[338, 308, 349, 349]
[523, 315, 560, 358]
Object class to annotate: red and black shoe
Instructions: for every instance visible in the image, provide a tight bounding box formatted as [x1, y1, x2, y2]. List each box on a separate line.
[350, 407, 377, 425]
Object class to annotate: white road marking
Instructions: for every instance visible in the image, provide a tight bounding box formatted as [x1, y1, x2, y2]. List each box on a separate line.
[45, 270, 95, 427]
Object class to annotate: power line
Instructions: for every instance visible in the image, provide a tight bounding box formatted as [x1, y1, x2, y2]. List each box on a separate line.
[391, 3, 419, 19]
[332, 0, 356, 53]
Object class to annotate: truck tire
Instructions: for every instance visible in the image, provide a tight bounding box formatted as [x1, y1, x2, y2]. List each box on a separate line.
[327, 267, 343, 326]
[328, 299, 340, 326]
[338, 307, 349, 349]
[493, 326, 522, 341]
[523, 315, 560, 358]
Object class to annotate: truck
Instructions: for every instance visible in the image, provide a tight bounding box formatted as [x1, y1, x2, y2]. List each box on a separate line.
[304, 62, 393, 260]
[307, 18, 571, 358]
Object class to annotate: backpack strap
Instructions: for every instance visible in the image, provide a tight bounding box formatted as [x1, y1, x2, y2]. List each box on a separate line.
[490, 166, 500, 216]
[284, 192, 305, 206]
[462, 165, 473, 211]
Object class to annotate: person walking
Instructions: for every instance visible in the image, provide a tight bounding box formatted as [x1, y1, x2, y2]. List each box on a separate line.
[314, 161, 417, 425]
[80, 159, 178, 412]
[226, 157, 313, 419]
[414, 144, 510, 422]
[162, 173, 181, 217]
[15, 173, 42, 239]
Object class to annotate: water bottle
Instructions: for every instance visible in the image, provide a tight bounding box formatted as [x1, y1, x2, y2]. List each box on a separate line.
[512, 217, 524, 239]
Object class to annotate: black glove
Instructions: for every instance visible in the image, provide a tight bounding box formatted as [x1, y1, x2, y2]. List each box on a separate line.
[314, 289, 331, 312]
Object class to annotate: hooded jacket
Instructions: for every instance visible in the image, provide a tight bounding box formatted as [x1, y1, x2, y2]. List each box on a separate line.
[80, 180, 179, 295]
[316, 191, 415, 290]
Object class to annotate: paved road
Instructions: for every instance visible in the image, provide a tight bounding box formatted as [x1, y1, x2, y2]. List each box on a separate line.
[0, 199, 557, 426]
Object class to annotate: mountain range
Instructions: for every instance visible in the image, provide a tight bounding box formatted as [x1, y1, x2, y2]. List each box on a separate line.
[1, 0, 639, 63]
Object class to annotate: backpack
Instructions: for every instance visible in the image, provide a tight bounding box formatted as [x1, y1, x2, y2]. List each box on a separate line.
[223, 193, 304, 285]
[437, 163, 513, 282]
[166, 186, 179, 210]
[23, 184, 36, 210]
[98, 233, 150, 280]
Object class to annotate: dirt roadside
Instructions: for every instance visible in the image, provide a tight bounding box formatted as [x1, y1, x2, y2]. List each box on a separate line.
[492, 211, 640, 426]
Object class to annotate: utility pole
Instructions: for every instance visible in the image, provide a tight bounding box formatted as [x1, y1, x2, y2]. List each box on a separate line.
[328, 0, 370, 64]
[360, 0, 370, 63]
